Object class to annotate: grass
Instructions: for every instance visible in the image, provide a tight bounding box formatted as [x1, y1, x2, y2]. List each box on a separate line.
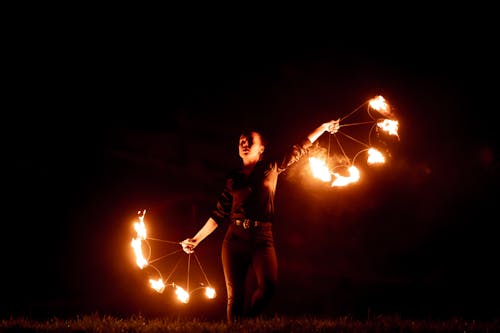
[1, 313, 499, 332]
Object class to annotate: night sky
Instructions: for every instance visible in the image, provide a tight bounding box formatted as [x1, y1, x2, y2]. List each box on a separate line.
[3, 12, 499, 321]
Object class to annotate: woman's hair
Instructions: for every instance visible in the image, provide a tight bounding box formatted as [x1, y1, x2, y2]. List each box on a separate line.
[240, 128, 267, 147]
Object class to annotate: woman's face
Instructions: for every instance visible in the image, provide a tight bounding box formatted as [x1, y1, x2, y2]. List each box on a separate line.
[239, 131, 264, 160]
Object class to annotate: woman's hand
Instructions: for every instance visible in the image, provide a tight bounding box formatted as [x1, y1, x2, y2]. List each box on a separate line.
[180, 238, 197, 254]
[308, 119, 341, 143]
[326, 119, 340, 134]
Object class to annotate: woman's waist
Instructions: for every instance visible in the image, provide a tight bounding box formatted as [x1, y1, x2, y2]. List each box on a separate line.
[230, 217, 272, 229]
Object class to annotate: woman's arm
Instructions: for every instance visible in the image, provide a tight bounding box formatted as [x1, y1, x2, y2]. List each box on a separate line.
[278, 119, 340, 171]
[180, 217, 218, 253]
[307, 119, 340, 144]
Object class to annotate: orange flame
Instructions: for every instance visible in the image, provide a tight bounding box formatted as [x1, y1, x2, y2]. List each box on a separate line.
[131, 210, 148, 269]
[205, 286, 216, 299]
[367, 148, 385, 164]
[377, 119, 399, 137]
[369, 95, 391, 115]
[309, 157, 332, 182]
[149, 278, 165, 293]
[332, 166, 360, 187]
[175, 285, 190, 303]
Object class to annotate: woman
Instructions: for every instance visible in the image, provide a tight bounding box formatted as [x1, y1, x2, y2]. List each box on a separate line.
[181, 119, 339, 322]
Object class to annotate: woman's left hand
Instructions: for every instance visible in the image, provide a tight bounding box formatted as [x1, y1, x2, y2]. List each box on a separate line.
[327, 119, 340, 134]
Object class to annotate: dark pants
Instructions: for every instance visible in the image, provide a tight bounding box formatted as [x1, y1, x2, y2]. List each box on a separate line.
[221, 223, 277, 322]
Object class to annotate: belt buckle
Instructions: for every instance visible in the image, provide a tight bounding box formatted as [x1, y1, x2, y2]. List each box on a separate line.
[243, 219, 250, 229]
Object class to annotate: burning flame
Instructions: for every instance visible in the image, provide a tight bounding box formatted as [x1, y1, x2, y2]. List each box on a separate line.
[149, 278, 165, 293]
[309, 157, 332, 182]
[205, 286, 216, 299]
[309, 156, 361, 187]
[367, 148, 385, 164]
[131, 210, 148, 269]
[369, 95, 390, 115]
[332, 166, 360, 187]
[175, 285, 190, 303]
[377, 119, 399, 137]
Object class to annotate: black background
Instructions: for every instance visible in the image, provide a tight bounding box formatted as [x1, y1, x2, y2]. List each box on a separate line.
[3, 7, 499, 321]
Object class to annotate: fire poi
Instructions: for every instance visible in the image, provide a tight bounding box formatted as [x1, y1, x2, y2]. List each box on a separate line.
[130, 95, 399, 304]
[308, 95, 399, 187]
[131, 210, 216, 303]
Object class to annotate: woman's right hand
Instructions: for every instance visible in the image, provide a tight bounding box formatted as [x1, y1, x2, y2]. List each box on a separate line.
[180, 238, 197, 254]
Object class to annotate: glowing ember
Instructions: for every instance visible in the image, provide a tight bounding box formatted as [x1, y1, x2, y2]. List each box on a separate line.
[332, 166, 360, 187]
[367, 148, 385, 164]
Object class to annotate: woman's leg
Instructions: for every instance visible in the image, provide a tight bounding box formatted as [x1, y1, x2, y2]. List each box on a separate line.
[247, 232, 278, 318]
[222, 231, 252, 322]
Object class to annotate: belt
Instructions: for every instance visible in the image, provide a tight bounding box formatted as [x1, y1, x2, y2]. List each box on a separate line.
[233, 219, 270, 229]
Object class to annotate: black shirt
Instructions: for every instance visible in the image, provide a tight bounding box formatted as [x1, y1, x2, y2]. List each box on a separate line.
[211, 138, 313, 225]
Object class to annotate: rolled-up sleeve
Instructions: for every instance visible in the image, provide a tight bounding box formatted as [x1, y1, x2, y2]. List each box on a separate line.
[277, 138, 313, 172]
